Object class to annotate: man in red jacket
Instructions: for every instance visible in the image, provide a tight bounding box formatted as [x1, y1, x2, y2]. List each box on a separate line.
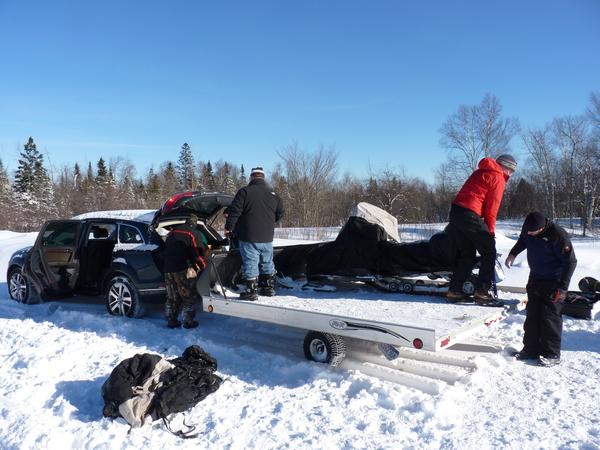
[446, 154, 517, 304]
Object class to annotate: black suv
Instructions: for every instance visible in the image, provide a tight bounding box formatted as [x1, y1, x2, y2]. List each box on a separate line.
[6, 192, 233, 317]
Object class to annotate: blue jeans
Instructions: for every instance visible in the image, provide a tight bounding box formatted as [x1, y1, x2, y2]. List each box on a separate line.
[239, 240, 275, 279]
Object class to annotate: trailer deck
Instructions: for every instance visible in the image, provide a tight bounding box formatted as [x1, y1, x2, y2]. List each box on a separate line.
[203, 293, 509, 353]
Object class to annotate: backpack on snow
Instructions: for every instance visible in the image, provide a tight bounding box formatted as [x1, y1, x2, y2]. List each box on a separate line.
[101, 345, 222, 437]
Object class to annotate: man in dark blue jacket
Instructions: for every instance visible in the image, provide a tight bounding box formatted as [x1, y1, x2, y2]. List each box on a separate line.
[225, 167, 284, 300]
[505, 211, 577, 366]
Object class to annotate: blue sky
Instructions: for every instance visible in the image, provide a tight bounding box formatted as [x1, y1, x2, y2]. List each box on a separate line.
[1, 0, 598, 182]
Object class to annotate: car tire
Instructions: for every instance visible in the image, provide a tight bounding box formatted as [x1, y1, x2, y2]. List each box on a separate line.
[7, 267, 34, 304]
[105, 275, 144, 318]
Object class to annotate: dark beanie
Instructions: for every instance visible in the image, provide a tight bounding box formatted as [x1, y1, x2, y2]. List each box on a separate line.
[496, 154, 517, 171]
[523, 211, 546, 232]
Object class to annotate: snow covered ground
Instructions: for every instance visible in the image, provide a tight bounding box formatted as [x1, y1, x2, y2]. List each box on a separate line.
[1, 223, 599, 449]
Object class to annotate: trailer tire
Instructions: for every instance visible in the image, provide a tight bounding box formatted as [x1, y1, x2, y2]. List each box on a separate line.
[401, 282, 414, 293]
[388, 281, 400, 292]
[303, 331, 346, 367]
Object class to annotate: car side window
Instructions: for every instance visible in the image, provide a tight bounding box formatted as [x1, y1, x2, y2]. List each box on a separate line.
[119, 224, 145, 244]
[42, 222, 79, 247]
[88, 224, 117, 241]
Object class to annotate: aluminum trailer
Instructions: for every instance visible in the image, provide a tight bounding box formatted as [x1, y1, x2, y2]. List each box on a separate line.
[198, 264, 512, 367]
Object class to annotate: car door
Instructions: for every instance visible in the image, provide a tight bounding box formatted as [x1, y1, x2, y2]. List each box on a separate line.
[26, 220, 83, 297]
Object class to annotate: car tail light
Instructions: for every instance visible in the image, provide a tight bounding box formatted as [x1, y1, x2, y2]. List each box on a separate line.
[162, 192, 193, 214]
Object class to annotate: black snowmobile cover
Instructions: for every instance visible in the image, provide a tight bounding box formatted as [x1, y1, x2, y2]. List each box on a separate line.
[303, 217, 457, 277]
[376, 231, 457, 276]
[271, 217, 458, 279]
[306, 216, 387, 276]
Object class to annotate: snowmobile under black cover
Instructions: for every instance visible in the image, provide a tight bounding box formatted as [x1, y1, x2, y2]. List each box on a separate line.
[274, 218, 458, 279]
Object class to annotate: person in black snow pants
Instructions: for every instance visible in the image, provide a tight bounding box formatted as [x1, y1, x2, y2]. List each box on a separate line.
[224, 166, 284, 300]
[504, 211, 577, 366]
[163, 214, 207, 329]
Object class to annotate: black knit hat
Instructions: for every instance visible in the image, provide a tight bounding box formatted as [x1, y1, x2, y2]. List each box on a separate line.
[523, 211, 546, 232]
[496, 154, 517, 171]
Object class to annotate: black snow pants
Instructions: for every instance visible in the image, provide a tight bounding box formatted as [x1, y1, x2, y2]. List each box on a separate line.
[447, 204, 496, 292]
[523, 277, 563, 358]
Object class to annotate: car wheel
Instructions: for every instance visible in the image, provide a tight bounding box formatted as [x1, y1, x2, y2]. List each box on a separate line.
[105, 275, 144, 318]
[7, 267, 31, 304]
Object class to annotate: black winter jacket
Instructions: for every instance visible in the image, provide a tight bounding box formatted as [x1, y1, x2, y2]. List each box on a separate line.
[163, 222, 206, 273]
[225, 178, 284, 243]
[509, 220, 577, 290]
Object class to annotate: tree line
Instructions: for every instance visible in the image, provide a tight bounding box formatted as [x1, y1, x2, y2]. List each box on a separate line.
[1, 91, 599, 234]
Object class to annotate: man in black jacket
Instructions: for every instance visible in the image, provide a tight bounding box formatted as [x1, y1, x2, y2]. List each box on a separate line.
[504, 211, 577, 366]
[225, 167, 284, 300]
[163, 214, 206, 328]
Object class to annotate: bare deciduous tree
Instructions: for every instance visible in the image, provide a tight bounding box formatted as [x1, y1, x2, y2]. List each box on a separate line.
[522, 126, 558, 219]
[277, 143, 338, 227]
[552, 115, 588, 227]
[439, 93, 520, 183]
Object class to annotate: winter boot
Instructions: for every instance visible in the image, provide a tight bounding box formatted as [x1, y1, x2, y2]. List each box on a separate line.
[183, 319, 199, 329]
[167, 317, 182, 329]
[538, 355, 561, 367]
[474, 283, 496, 305]
[239, 278, 258, 301]
[182, 311, 199, 329]
[512, 350, 539, 361]
[258, 274, 276, 297]
[446, 290, 465, 303]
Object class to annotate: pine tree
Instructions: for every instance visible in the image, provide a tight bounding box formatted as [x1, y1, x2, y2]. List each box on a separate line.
[94, 157, 117, 210]
[220, 162, 236, 194]
[200, 161, 216, 192]
[73, 163, 81, 189]
[121, 175, 136, 208]
[96, 157, 108, 180]
[237, 164, 247, 188]
[177, 143, 196, 190]
[86, 162, 94, 183]
[14, 137, 39, 194]
[146, 167, 162, 206]
[161, 161, 180, 198]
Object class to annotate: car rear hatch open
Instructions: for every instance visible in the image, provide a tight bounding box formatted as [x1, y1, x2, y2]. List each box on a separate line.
[151, 191, 234, 245]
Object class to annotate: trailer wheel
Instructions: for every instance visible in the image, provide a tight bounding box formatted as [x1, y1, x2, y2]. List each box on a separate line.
[303, 331, 346, 367]
[387, 281, 400, 292]
[401, 282, 414, 293]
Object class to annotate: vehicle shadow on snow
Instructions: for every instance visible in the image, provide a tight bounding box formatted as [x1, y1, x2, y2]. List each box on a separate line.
[46, 377, 106, 423]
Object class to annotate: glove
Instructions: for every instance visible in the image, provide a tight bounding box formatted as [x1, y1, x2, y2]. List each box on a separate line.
[504, 254, 515, 269]
[552, 289, 567, 303]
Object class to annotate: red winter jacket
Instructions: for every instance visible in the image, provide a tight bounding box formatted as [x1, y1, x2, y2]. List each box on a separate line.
[452, 157, 509, 234]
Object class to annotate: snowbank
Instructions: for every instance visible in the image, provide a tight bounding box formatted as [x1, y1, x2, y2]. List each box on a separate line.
[0, 223, 599, 449]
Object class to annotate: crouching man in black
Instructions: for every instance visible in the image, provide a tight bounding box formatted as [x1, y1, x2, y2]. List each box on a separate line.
[504, 211, 577, 366]
[163, 214, 206, 329]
